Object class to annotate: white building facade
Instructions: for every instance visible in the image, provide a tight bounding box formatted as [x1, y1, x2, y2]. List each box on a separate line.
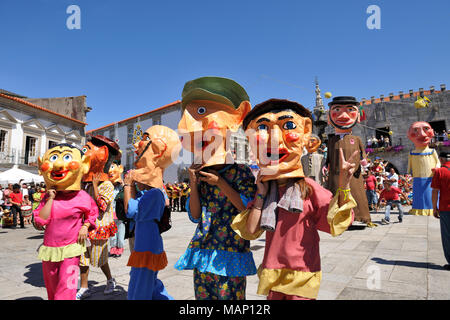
[0, 92, 87, 175]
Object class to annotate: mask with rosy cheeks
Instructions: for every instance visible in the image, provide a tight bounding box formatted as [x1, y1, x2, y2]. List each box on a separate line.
[108, 162, 124, 184]
[328, 104, 360, 133]
[131, 125, 181, 189]
[179, 77, 251, 168]
[244, 99, 321, 182]
[178, 100, 251, 167]
[38, 145, 90, 191]
[407, 121, 434, 148]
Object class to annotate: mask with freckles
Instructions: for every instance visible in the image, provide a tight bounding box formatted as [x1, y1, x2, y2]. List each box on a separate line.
[407, 121, 434, 149]
[178, 77, 251, 168]
[131, 125, 181, 189]
[38, 144, 90, 191]
[243, 99, 321, 182]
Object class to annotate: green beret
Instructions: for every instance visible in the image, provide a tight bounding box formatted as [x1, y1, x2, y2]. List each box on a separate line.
[181, 76, 249, 111]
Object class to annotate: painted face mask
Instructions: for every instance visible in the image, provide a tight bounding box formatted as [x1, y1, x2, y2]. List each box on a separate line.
[82, 135, 121, 183]
[243, 99, 321, 182]
[38, 144, 90, 191]
[178, 77, 251, 168]
[131, 125, 181, 189]
[108, 161, 123, 184]
[407, 121, 434, 148]
[327, 96, 361, 134]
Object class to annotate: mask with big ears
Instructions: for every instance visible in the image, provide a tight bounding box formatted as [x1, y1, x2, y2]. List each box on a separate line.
[178, 77, 251, 168]
[131, 125, 181, 189]
[38, 144, 90, 191]
[243, 99, 321, 182]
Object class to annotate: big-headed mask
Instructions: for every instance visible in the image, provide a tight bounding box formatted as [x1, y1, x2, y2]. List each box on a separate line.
[108, 160, 124, 184]
[327, 96, 360, 134]
[38, 144, 90, 191]
[243, 99, 321, 182]
[178, 77, 251, 168]
[82, 135, 121, 183]
[130, 125, 181, 189]
[407, 121, 434, 149]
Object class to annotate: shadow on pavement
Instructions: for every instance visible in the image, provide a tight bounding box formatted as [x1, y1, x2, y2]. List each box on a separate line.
[24, 263, 45, 288]
[16, 296, 44, 300]
[27, 234, 44, 240]
[371, 257, 445, 270]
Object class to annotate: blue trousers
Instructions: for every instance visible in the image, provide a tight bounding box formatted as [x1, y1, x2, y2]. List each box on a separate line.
[128, 268, 173, 300]
[440, 212, 450, 265]
[384, 200, 404, 222]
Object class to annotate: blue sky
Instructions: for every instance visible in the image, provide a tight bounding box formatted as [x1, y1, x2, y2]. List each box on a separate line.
[1, 0, 449, 130]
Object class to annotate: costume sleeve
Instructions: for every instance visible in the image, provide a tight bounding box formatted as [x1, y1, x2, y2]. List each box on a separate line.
[127, 197, 139, 221]
[235, 165, 257, 208]
[32, 194, 50, 227]
[431, 169, 441, 190]
[308, 179, 355, 237]
[137, 188, 165, 222]
[84, 194, 99, 232]
[231, 209, 264, 240]
[185, 196, 201, 224]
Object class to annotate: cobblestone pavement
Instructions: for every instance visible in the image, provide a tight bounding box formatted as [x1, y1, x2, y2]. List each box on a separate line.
[1, 206, 449, 300]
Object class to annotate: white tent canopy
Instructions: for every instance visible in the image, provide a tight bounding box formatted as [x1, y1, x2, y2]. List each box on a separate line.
[0, 167, 44, 185]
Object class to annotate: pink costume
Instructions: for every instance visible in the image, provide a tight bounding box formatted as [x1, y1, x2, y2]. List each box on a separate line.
[233, 178, 355, 299]
[33, 190, 98, 300]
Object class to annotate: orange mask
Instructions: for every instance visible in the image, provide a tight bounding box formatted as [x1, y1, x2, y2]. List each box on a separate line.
[407, 121, 434, 148]
[245, 103, 320, 182]
[178, 99, 251, 167]
[131, 125, 181, 189]
[38, 145, 90, 191]
[81, 141, 109, 182]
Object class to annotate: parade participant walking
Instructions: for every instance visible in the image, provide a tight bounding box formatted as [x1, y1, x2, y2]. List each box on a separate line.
[33, 144, 98, 300]
[108, 160, 126, 258]
[232, 98, 356, 300]
[407, 121, 440, 215]
[77, 135, 120, 300]
[124, 125, 181, 300]
[175, 77, 257, 300]
[431, 152, 450, 270]
[325, 96, 372, 226]
[377, 180, 408, 224]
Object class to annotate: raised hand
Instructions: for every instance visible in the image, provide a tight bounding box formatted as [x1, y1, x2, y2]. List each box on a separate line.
[338, 148, 359, 188]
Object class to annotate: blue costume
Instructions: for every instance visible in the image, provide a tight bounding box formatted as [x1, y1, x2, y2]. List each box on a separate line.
[126, 188, 172, 300]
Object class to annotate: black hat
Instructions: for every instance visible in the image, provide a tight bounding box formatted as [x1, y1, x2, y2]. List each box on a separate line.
[243, 98, 311, 130]
[328, 96, 359, 107]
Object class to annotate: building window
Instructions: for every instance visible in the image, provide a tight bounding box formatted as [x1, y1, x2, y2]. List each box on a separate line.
[25, 136, 37, 164]
[109, 128, 115, 141]
[48, 140, 58, 149]
[127, 124, 134, 144]
[153, 115, 161, 125]
[0, 130, 7, 152]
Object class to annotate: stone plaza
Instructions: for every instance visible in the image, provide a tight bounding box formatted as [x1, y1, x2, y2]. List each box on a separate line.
[0, 207, 449, 300]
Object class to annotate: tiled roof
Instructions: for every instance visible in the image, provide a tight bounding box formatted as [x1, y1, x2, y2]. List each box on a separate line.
[0, 93, 87, 125]
[86, 100, 181, 134]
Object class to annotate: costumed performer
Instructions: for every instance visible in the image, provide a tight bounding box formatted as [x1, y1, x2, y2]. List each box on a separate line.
[174, 76, 257, 300]
[108, 159, 126, 257]
[232, 99, 357, 300]
[77, 135, 121, 299]
[325, 96, 372, 226]
[33, 143, 98, 300]
[407, 121, 440, 216]
[123, 125, 181, 300]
